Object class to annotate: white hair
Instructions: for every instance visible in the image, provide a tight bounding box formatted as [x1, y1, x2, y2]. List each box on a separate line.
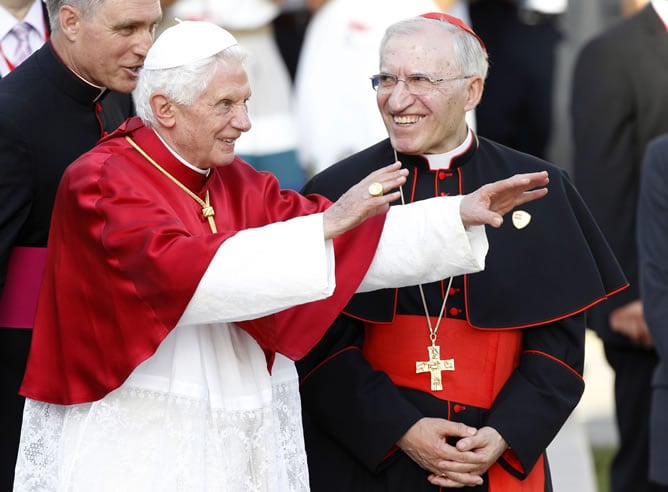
[380, 17, 489, 81]
[133, 46, 246, 129]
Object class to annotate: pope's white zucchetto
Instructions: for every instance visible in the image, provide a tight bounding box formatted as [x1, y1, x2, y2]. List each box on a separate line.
[143, 20, 238, 70]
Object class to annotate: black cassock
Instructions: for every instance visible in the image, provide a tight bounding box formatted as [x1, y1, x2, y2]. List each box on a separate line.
[297, 134, 627, 491]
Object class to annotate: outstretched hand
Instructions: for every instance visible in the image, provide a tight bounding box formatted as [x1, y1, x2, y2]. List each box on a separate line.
[460, 171, 549, 228]
[323, 167, 548, 239]
[323, 162, 408, 239]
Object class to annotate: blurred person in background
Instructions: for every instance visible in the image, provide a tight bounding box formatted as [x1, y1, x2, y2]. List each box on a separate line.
[0, 0, 48, 77]
[468, 0, 567, 160]
[571, 1, 668, 490]
[637, 133, 668, 490]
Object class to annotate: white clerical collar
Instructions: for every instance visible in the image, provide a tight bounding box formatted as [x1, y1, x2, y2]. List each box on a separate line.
[422, 128, 474, 170]
[154, 129, 210, 176]
[65, 66, 107, 100]
[651, 0, 668, 27]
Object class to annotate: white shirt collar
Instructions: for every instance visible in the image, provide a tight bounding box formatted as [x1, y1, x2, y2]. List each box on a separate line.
[421, 128, 474, 170]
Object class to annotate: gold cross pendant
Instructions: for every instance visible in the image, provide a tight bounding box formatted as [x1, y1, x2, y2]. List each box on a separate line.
[416, 345, 455, 391]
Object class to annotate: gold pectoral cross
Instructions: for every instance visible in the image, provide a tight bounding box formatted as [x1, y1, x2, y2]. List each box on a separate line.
[416, 345, 455, 391]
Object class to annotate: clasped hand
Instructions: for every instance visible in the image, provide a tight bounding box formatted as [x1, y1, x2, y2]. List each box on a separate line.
[397, 417, 508, 488]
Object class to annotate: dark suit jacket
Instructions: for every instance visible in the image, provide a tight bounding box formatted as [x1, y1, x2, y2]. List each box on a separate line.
[637, 133, 668, 485]
[571, 4, 668, 344]
[0, 41, 133, 294]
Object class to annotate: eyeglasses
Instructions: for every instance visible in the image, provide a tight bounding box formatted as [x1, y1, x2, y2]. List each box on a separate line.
[370, 73, 472, 95]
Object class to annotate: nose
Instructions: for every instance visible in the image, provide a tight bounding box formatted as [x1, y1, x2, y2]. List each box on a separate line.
[135, 29, 154, 58]
[231, 104, 251, 133]
[386, 81, 414, 110]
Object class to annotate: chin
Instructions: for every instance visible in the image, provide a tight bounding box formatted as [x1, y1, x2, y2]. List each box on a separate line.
[216, 155, 235, 167]
[391, 141, 422, 155]
[110, 81, 137, 95]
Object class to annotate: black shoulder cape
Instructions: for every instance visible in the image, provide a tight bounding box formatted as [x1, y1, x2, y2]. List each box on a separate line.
[303, 137, 627, 329]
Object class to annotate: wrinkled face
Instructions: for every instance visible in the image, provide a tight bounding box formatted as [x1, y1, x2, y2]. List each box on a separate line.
[70, 0, 162, 92]
[169, 60, 252, 169]
[376, 25, 474, 155]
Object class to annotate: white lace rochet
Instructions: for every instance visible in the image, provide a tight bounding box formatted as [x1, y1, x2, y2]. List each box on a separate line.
[15, 324, 310, 492]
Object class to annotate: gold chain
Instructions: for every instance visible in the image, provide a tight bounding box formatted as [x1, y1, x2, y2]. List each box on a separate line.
[394, 148, 452, 343]
[125, 136, 217, 233]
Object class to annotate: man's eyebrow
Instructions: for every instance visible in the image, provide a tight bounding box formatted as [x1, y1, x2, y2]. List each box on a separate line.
[112, 20, 140, 30]
[113, 15, 162, 30]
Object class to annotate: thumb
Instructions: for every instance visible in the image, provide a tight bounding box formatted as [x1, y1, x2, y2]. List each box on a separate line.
[438, 420, 477, 438]
[478, 210, 503, 228]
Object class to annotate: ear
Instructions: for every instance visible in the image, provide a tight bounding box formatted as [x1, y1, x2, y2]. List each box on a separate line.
[59, 5, 81, 42]
[463, 76, 484, 112]
[151, 93, 177, 128]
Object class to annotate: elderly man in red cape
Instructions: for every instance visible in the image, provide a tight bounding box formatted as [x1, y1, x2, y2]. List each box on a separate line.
[12, 20, 549, 492]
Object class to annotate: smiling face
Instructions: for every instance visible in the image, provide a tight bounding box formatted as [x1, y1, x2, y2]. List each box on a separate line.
[164, 60, 252, 169]
[65, 0, 162, 92]
[377, 23, 482, 155]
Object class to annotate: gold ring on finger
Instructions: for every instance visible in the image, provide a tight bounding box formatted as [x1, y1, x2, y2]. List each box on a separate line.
[368, 182, 384, 197]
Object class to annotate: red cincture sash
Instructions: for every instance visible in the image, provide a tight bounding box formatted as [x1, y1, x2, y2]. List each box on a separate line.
[362, 315, 522, 408]
[488, 454, 545, 491]
[0, 247, 47, 328]
[365, 315, 547, 489]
